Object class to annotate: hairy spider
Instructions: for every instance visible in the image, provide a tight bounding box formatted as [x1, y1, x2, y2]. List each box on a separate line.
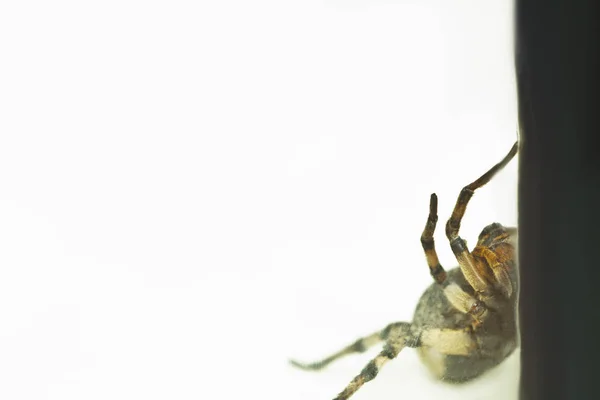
[290, 142, 519, 400]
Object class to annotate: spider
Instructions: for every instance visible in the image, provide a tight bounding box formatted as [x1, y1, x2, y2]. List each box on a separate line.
[290, 142, 519, 400]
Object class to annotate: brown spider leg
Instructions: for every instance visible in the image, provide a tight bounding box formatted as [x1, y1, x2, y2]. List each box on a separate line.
[472, 246, 513, 297]
[289, 322, 411, 371]
[421, 193, 447, 285]
[445, 142, 518, 294]
[473, 222, 518, 297]
[332, 323, 412, 400]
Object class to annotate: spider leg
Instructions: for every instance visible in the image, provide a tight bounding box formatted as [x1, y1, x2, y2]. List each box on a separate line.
[332, 325, 477, 400]
[290, 322, 410, 371]
[421, 193, 447, 285]
[472, 246, 513, 297]
[473, 223, 518, 297]
[332, 323, 412, 400]
[445, 142, 518, 293]
[443, 283, 488, 323]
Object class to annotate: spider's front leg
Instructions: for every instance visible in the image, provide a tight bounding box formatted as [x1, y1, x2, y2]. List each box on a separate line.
[445, 142, 518, 295]
[421, 193, 447, 285]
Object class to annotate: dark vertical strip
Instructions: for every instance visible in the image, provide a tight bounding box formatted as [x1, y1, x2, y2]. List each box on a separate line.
[515, 1, 600, 399]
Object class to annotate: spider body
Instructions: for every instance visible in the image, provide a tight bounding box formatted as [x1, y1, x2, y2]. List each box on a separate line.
[290, 143, 519, 400]
[413, 264, 518, 382]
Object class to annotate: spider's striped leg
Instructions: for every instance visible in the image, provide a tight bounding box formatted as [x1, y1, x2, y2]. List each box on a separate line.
[332, 325, 478, 400]
[290, 322, 410, 371]
[445, 142, 518, 294]
[332, 323, 413, 400]
[421, 193, 447, 285]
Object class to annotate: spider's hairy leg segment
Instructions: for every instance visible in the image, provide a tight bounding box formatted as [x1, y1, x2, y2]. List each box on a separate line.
[289, 333, 381, 371]
[444, 283, 478, 314]
[472, 246, 513, 297]
[445, 143, 518, 293]
[450, 238, 489, 293]
[421, 193, 447, 285]
[333, 343, 404, 400]
[333, 323, 411, 400]
[445, 187, 474, 242]
[473, 223, 517, 296]
[466, 141, 518, 191]
[289, 322, 410, 371]
[444, 283, 488, 321]
[445, 141, 518, 242]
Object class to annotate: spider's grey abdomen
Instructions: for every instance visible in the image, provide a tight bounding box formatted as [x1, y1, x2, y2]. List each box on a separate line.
[411, 268, 518, 383]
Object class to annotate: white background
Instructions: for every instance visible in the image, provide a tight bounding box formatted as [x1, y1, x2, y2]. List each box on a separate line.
[0, 0, 518, 399]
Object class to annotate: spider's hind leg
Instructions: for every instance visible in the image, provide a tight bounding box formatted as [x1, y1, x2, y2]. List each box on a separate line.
[332, 325, 477, 400]
[332, 322, 413, 400]
[290, 322, 411, 371]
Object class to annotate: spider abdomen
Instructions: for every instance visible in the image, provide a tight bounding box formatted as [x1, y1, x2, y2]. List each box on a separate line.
[412, 268, 518, 382]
